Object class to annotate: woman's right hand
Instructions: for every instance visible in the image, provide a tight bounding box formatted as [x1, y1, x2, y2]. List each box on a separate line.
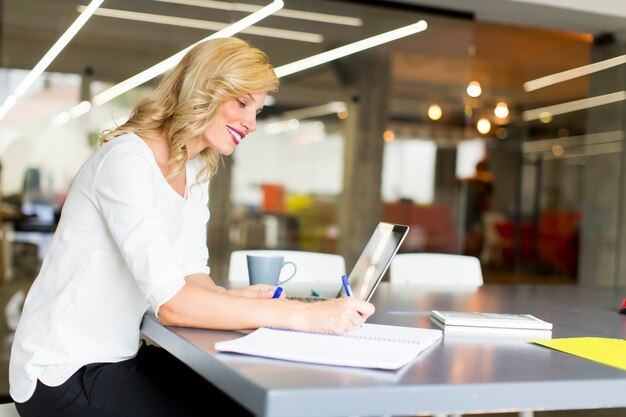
[290, 297, 375, 334]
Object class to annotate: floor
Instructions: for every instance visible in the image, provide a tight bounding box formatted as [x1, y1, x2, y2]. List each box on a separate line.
[0, 247, 624, 416]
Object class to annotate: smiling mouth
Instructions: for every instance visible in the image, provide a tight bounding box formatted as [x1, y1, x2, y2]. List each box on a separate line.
[227, 126, 245, 145]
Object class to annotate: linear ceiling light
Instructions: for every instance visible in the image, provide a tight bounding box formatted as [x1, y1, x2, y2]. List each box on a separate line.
[153, 0, 362, 26]
[79, 6, 322, 43]
[262, 102, 346, 135]
[91, 0, 283, 106]
[524, 54, 626, 92]
[0, 0, 103, 120]
[281, 101, 346, 120]
[51, 101, 92, 127]
[522, 91, 626, 121]
[274, 20, 428, 78]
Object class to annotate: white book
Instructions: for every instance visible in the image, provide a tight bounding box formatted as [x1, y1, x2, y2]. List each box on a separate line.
[215, 323, 443, 370]
[430, 310, 553, 331]
[432, 320, 553, 343]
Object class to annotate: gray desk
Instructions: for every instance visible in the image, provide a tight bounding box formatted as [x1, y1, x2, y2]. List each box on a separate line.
[140, 283, 626, 417]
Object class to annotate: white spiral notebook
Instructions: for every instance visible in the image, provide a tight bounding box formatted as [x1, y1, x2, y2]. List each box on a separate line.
[215, 323, 443, 370]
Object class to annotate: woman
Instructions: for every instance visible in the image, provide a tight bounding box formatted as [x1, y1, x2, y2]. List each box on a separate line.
[10, 37, 374, 417]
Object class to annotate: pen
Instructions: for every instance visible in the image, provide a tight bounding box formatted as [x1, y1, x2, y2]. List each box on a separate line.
[341, 274, 353, 297]
[272, 287, 283, 299]
[342, 274, 364, 325]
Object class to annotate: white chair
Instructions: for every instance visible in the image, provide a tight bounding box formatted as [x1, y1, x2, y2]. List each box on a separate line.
[228, 250, 346, 296]
[0, 402, 19, 417]
[5, 289, 25, 331]
[389, 253, 483, 288]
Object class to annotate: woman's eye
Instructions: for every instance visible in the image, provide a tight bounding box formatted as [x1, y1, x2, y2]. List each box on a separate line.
[237, 99, 246, 108]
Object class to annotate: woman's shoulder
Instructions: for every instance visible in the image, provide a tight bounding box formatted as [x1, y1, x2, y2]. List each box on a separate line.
[93, 133, 156, 166]
[86, 133, 157, 178]
[100, 132, 150, 155]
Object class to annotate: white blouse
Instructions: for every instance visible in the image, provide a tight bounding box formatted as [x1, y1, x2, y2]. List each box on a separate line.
[9, 133, 211, 403]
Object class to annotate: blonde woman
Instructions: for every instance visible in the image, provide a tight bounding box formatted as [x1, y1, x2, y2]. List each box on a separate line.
[10, 37, 374, 417]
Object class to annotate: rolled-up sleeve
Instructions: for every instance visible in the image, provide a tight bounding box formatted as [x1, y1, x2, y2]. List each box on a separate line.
[92, 149, 185, 314]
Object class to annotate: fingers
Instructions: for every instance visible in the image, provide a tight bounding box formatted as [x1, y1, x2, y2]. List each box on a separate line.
[248, 284, 277, 292]
[339, 297, 375, 318]
[315, 298, 374, 333]
[354, 299, 375, 319]
[229, 285, 279, 299]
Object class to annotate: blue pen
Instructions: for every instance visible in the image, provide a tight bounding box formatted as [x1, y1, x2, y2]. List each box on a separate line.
[341, 275, 353, 297]
[272, 287, 283, 299]
[343, 274, 365, 326]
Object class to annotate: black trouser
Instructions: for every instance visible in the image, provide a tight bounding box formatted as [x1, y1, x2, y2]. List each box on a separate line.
[15, 343, 253, 417]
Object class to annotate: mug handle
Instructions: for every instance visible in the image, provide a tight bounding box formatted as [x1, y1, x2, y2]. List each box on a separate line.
[277, 261, 297, 285]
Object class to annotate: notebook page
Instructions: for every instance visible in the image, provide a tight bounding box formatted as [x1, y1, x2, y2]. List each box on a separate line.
[215, 323, 442, 370]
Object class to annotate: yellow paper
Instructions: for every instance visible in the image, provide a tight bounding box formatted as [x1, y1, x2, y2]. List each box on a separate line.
[532, 337, 626, 371]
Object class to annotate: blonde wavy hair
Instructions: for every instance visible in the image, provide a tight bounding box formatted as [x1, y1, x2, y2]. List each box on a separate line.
[100, 37, 279, 183]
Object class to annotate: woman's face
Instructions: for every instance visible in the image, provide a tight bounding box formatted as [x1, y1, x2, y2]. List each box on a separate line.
[193, 91, 267, 157]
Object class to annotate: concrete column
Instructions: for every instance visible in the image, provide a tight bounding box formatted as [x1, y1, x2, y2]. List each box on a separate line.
[80, 66, 94, 102]
[611, 38, 626, 288]
[208, 157, 233, 286]
[337, 51, 390, 269]
[579, 36, 626, 287]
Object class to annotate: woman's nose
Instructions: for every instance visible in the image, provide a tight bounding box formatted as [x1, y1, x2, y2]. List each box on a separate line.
[244, 114, 257, 133]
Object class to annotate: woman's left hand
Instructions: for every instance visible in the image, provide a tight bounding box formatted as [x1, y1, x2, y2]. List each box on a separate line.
[228, 284, 282, 299]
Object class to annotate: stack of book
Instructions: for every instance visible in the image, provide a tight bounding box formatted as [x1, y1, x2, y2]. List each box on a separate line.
[430, 310, 553, 340]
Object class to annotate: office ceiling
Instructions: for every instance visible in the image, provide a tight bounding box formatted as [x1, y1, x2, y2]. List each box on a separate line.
[1, 0, 625, 134]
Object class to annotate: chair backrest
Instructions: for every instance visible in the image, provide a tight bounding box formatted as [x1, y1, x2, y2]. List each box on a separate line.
[228, 250, 346, 288]
[389, 253, 483, 287]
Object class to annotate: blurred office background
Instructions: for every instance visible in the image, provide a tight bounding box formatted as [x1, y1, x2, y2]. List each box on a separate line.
[0, 0, 625, 401]
[0, 0, 626, 285]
